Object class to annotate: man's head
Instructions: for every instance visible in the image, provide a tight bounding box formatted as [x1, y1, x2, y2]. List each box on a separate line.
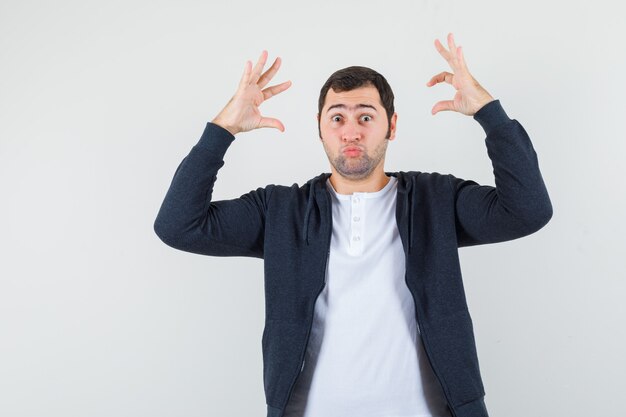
[317, 66, 396, 138]
[317, 66, 397, 181]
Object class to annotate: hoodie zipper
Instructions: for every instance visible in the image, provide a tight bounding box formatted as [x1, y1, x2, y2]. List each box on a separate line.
[404, 270, 458, 417]
[282, 248, 330, 413]
[398, 177, 456, 416]
[282, 192, 332, 414]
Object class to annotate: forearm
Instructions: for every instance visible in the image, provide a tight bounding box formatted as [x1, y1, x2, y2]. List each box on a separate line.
[452, 100, 553, 246]
[153, 122, 235, 244]
[477, 100, 552, 227]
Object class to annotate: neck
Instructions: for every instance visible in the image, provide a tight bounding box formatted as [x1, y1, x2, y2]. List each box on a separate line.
[328, 168, 390, 195]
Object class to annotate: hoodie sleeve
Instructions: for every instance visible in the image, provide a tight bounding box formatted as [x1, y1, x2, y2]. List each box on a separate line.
[449, 100, 553, 247]
[153, 122, 270, 258]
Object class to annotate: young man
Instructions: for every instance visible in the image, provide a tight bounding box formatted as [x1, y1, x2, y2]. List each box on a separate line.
[154, 33, 553, 417]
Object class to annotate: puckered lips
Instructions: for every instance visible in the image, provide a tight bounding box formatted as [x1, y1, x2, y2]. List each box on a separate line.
[342, 145, 363, 157]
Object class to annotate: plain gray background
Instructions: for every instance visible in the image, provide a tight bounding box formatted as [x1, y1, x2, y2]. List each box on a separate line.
[1, 0, 624, 416]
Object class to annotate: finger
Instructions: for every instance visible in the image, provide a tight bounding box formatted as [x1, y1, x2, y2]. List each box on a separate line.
[446, 32, 463, 72]
[457, 46, 470, 73]
[426, 71, 454, 87]
[258, 57, 282, 89]
[238, 60, 252, 90]
[250, 50, 269, 85]
[434, 38, 450, 61]
[447, 32, 457, 58]
[431, 100, 455, 115]
[262, 80, 292, 101]
[259, 116, 286, 132]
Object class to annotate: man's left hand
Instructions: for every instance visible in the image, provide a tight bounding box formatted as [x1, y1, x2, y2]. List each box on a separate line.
[426, 33, 494, 116]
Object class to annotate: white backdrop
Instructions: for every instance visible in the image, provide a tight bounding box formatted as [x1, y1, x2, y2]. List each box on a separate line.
[1, 0, 624, 416]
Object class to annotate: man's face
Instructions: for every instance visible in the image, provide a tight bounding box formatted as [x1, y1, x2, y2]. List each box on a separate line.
[317, 85, 397, 181]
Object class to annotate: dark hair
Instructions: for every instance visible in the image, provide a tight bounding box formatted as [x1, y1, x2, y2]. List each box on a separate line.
[317, 66, 395, 139]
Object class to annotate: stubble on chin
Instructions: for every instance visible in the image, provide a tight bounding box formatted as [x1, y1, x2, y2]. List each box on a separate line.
[325, 140, 388, 181]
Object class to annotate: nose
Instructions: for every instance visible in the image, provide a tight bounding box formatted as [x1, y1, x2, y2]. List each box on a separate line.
[341, 119, 362, 142]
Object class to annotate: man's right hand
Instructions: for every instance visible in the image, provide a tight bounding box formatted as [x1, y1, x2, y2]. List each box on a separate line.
[211, 50, 292, 136]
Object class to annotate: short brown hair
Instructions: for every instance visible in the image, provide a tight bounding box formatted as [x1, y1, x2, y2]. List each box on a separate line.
[318, 66, 395, 139]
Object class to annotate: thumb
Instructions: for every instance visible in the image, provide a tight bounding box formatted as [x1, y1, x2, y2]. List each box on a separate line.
[431, 100, 455, 115]
[259, 117, 286, 132]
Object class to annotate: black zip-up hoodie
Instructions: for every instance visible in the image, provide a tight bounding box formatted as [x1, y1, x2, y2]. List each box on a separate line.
[153, 100, 553, 417]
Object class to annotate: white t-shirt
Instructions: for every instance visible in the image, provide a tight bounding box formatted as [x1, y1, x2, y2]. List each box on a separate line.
[283, 175, 452, 417]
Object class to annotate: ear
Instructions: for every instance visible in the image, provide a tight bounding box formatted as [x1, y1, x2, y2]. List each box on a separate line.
[388, 112, 398, 141]
[317, 113, 323, 141]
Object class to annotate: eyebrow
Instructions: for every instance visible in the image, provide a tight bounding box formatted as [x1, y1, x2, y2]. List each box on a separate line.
[326, 103, 378, 113]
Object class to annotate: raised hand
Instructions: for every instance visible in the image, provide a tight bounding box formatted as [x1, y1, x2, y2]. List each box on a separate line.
[426, 33, 494, 116]
[212, 50, 292, 135]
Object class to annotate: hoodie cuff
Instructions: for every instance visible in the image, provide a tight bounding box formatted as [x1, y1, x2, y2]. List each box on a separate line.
[473, 99, 512, 136]
[194, 122, 236, 153]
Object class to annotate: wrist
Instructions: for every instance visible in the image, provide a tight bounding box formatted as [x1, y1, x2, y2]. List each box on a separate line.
[473, 99, 511, 136]
[211, 117, 239, 136]
[473, 96, 495, 116]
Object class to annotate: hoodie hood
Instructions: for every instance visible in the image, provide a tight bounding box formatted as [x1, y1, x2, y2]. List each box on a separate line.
[301, 171, 415, 253]
[302, 172, 330, 246]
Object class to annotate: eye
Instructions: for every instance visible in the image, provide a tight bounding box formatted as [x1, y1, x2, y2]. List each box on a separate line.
[361, 115, 372, 122]
[331, 115, 341, 122]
